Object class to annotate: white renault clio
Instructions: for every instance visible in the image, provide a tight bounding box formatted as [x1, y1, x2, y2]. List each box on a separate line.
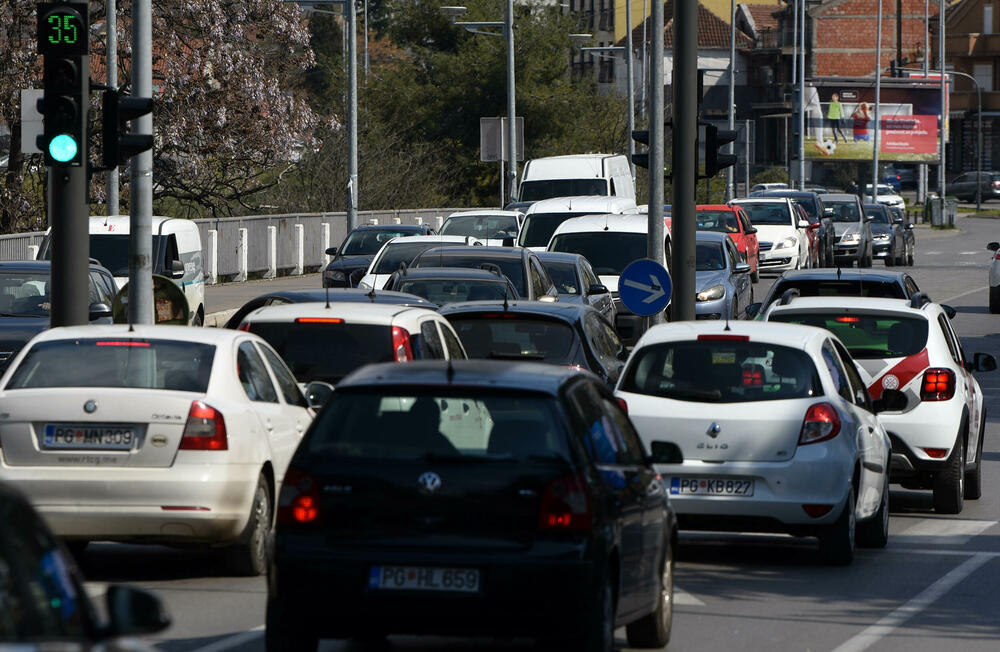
[0, 325, 312, 575]
[615, 321, 893, 565]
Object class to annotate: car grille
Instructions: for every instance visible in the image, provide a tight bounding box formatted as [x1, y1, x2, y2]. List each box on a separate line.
[758, 241, 773, 251]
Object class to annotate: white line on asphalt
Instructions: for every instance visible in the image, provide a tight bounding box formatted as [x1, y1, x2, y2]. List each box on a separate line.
[924, 251, 941, 255]
[895, 518, 996, 546]
[674, 587, 705, 606]
[959, 251, 981, 255]
[940, 285, 988, 303]
[830, 553, 992, 652]
[188, 625, 265, 652]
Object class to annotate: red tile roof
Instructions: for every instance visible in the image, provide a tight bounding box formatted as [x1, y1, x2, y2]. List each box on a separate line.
[620, 1, 754, 49]
[742, 3, 782, 35]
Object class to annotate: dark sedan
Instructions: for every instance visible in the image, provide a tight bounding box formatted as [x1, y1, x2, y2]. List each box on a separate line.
[746, 268, 923, 318]
[535, 250, 615, 322]
[864, 203, 906, 266]
[412, 246, 559, 301]
[222, 288, 435, 329]
[266, 360, 679, 651]
[949, 171, 1000, 202]
[441, 300, 627, 386]
[322, 224, 435, 288]
[748, 189, 835, 266]
[384, 267, 520, 307]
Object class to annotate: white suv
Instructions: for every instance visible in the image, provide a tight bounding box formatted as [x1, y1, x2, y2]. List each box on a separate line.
[357, 235, 481, 291]
[729, 198, 810, 273]
[765, 294, 996, 514]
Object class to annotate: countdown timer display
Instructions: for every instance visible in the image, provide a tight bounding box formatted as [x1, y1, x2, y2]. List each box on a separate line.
[37, 3, 89, 56]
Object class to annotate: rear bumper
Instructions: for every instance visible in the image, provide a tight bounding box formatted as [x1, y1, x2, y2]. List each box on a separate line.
[880, 401, 964, 481]
[0, 461, 260, 542]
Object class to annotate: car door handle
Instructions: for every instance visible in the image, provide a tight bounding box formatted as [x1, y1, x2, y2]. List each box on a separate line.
[265, 419, 274, 431]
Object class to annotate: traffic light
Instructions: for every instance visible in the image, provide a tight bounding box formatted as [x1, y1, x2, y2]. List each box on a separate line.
[37, 2, 89, 167]
[102, 88, 154, 168]
[704, 124, 738, 177]
[631, 129, 650, 169]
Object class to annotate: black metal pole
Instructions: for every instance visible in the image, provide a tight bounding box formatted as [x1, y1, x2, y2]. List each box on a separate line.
[49, 166, 89, 327]
[671, 0, 697, 321]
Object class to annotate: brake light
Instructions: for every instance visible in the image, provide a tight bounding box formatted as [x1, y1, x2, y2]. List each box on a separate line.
[296, 317, 345, 324]
[392, 326, 413, 362]
[277, 466, 321, 525]
[994, 251, 1000, 261]
[697, 334, 750, 341]
[742, 365, 763, 386]
[616, 397, 628, 414]
[920, 368, 955, 401]
[799, 403, 841, 445]
[802, 504, 834, 518]
[538, 475, 591, 532]
[237, 322, 251, 332]
[835, 316, 859, 323]
[923, 447, 948, 459]
[95, 340, 150, 347]
[179, 401, 228, 450]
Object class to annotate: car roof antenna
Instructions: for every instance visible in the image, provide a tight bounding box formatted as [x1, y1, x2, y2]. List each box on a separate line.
[503, 282, 510, 312]
[836, 266, 842, 280]
[325, 285, 331, 309]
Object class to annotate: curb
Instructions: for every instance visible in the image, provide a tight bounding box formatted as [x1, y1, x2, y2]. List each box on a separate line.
[205, 308, 238, 328]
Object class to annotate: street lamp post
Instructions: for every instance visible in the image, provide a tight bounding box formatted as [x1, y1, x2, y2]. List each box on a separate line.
[287, 0, 359, 229]
[442, 3, 518, 203]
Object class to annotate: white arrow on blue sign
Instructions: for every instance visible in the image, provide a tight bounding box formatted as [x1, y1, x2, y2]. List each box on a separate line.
[619, 258, 672, 317]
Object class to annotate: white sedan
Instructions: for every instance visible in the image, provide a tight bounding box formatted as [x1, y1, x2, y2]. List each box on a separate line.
[615, 321, 893, 565]
[864, 184, 906, 209]
[0, 325, 312, 575]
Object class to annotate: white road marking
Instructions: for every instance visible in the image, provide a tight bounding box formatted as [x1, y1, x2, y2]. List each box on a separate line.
[959, 251, 981, 255]
[674, 586, 705, 606]
[84, 582, 106, 600]
[830, 553, 992, 652]
[188, 625, 265, 652]
[923, 251, 941, 255]
[894, 518, 996, 546]
[940, 285, 988, 303]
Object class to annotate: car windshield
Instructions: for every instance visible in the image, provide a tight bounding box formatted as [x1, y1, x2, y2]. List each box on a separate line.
[373, 241, 448, 274]
[865, 208, 891, 224]
[0, 272, 51, 317]
[341, 230, 417, 255]
[519, 179, 607, 202]
[5, 339, 215, 391]
[696, 243, 727, 271]
[248, 322, 392, 384]
[824, 200, 862, 223]
[736, 203, 791, 226]
[441, 215, 519, 240]
[548, 232, 646, 276]
[414, 254, 525, 296]
[765, 279, 907, 307]
[543, 261, 580, 294]
[621, 340, 821, 403]
[397, 278, 512, 306]
[306, 390, 570, 462]
[697, 210, 740, 233]
[517, 212, 591, 248]
[769, 313, 929, 359]
[450, 316, 576, 362]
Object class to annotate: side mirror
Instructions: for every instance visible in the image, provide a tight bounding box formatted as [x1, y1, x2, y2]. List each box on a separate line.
[745, 226, 758, 234]
[797, 219, 810, 229]
[501, 237, 515, 247]
[873, 388, 907, 414]
[325, 246, 338, 256]
[733, 262, 751, 274]
[892, 217, 904, 224]
[169, 259, 185, 280]
[905, 223, 914, 230]
[941, 304, 957, 319]
[103, 585, 171, 638]
[866, 215, 875, 221]
[647, 441, 684, 465]
[88, 302, 113, 321]
[305, 381, 335, 409]
[587, 283, 609, 295]
[974, 352, 997, 372]
[745, 302, 762, 319]
[808, 221, 820, 230]
[987, 242, 1000, 252]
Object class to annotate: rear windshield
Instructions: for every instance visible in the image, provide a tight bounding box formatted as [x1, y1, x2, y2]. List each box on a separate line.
[6, 339, 215, 391]
[766, 280, 906, 307]
[769, 313, 929, 359]
[441, 215, 519, 240]
[697, 210, 740, 233]
[824, 200, 862, 223]
[736, 203, 790, 226]
[341, 230, 417, 256]
[697, 243, 726, 271]
[248, 322, 392, 384]
[397, 278, 512, 306]
[548, 232, 646, 276]
[450, 316, 576, 362]
[543, 261, 580, 294]
[517, 212, 590, 248]
[306, 391, 570, 462]
[620, 340, 821, 403]
[373, 242, 447, 274]
[414, 254, 525, 296]
[519, 179, 608, 202]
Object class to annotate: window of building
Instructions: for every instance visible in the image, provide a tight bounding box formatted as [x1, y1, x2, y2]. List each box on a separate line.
[985, 4, 994, 34]
[974, 63, 993, 93]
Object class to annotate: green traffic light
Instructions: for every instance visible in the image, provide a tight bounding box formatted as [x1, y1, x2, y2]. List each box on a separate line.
[48, 134, 78, 162]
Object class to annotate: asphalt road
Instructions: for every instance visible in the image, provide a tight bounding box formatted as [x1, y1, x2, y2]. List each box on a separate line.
[78, 215, 1000, 651]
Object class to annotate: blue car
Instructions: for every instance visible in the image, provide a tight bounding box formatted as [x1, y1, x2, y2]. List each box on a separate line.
[695, 231, 754, 320]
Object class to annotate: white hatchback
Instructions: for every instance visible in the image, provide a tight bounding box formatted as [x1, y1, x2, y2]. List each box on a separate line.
[615, 321, 893, 564]
[0, 325, 312, 575]
[729, 198, 810, 273]
[357, 235, 481, 291]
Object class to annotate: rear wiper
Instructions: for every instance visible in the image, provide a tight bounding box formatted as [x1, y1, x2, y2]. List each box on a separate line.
[488, 351, 545, 360]
[424, 452, 516, 463]
[664, 387, 723, 401]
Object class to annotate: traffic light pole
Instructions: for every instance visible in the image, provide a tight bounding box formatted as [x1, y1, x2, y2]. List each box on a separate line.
[129, 0, 153, 324]
[647, 0, 665, 324]
[49, 167, 89, 326]
[106, 0, 118, 215]
[671, 0, 696, 321]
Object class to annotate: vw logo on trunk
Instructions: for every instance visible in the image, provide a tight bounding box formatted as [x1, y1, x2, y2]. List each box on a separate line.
[417, 471, 442, 495]
[707, 422, 721, 438]
[83, 400, 98, 414]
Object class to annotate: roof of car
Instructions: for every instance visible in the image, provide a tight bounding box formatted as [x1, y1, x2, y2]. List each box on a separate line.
[382, 235, 472, 244]
[243, 301, 436, 323]
[550, 213, 649, 235]
[773, 269, 908, 283]
[750, 190, 820, 199]
[352, 224, 429, 232]
[394, 266, 512, 281]
[29, 324, 249, 345]
[695, 231, 731, 244]
[0, 260, 110, 273]
[524, 196, 638, 214]
[337, 359, 592, 395]
[252, 289, 435, 308]
[696, 204, 737, 211]
[635, 320, 826, 350]
[416, 246, 527, 261]
[439, 299, 597, 321]
[766, 296, 929, 318]
[818, 193, 858, 201]
[729, 197, 792, 206]
[534, 251, 585, 264]
[446, 210, 524, 219]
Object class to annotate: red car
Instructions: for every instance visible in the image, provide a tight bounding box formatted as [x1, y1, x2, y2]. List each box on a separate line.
[695, 204, 760, 283]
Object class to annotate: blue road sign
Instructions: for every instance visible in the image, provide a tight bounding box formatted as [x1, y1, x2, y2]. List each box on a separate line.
[619, 258, 672, 317]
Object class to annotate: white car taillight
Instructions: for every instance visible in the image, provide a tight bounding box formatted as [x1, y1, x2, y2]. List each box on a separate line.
[798, 402, 841, 445]
[179, 401, 228, 450]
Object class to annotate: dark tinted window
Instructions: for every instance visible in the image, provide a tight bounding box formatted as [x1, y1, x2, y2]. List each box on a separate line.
[864, 207, 891, 223]
[6, 339, 214, 391]
[696, 242, 727, 271]
[567, 382, 639, 465]
[450, 316, 577, 362]
[791, 198, 819, 218]
[548, 232, 646, 276]
[769, 312, 929, 359]
[621, 340, 822, 402]
[257, 344, 308, 407]
[519, 179, 608, 202]
[87, 234, 165, 277]
[248, 322, 393, 384]
[373, 242, 449, 274]
[341, 230, 417, 255]
[832, 339, 873, 410]
[441, 215, 519, 240]
[413, 253, 526, 297]
[517, 212, 590, 248]
[440, 325, 467, 359]
[306, 391, 569, 461]
[766, 279, 907, 307]
[824, 200, 862, 223]
[398, 278, 511, 306]
[821, 340, 853, 402]
[237, 342, 279, 403]
[544, 261, 581, 294]
[736, 203, 791, 225]
[419, 321, 445, 359]
[697, 210, 740, 233]
[0, 271, 50, 317]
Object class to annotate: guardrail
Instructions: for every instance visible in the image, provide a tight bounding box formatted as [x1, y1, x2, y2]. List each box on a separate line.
[0, 208, 476, 283]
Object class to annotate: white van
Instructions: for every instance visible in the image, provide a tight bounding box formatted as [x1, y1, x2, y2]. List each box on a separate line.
[39, 216, 206, 325]
[546, 213, 669, 345]
[517, 196, 639, 251]
[517, 154, 635, 202]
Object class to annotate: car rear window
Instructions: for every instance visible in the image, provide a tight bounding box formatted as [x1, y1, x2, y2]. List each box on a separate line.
[768, 313, 929, 359]
[5, 339, 215, 391]
[414, 254, 526, 297]
[517, 212, 590, 248]
[341, 230, 417, 255]
[306, 390, 570, 462]
[620, 340, 822, 403]
[441, 215, 519, 240]
[397, 279, 512, 306]
[697, 210, 740, 233]
[373, 242, 445, 274]
[248, 322, 392, 384]
[767, 280, 907, 306]
[519, 179, 607, 202]
[548, 232, 646, 276]
[450, 316, 576, 362]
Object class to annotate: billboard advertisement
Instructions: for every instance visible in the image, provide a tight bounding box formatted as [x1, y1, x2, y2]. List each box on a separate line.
[804, 78, 947, 162]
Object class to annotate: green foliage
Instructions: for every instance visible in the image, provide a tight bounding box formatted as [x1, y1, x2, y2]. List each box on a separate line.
[751, 166, 790, 186]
